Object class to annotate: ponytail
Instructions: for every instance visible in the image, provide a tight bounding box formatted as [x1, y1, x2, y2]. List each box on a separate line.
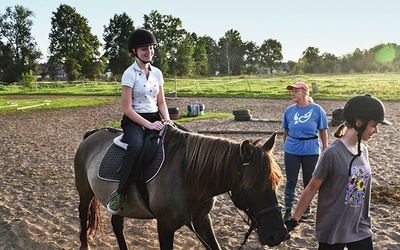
[333, 123, 347, 138]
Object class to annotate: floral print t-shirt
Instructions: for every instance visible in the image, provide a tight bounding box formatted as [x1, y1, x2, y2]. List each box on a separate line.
[312, 140, 372, 244]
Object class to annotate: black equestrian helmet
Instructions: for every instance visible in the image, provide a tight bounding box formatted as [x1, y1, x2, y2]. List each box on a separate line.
[128, 29, 157, 54]
[342, 94, 391, 125]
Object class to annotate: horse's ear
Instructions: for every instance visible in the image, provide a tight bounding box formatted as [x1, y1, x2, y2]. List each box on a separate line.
[240, 139, 253, 160]
[262, 132, 277, 151]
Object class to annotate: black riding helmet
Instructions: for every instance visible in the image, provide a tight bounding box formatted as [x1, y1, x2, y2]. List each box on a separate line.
[342, 94, 391, 126]
[128, 29, 157, 55]
[342, 94, 391, 175]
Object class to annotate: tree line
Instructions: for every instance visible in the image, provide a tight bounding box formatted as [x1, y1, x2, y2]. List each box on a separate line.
[1, 4, 399, 83]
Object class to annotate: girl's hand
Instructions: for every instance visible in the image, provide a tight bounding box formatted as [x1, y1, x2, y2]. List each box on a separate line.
[163, 119, 174, 126]
[146, 120, 164, 131]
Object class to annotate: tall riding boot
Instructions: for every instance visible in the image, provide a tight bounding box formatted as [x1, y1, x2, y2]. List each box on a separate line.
[117, 150, 139, 195]
[107, 150, 139, 215]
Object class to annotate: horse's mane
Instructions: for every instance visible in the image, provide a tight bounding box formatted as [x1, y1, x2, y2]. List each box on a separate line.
[165, 126, 282, 196]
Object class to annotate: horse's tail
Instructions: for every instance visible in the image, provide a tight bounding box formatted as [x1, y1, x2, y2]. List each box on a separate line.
[87, 196, 104, 236]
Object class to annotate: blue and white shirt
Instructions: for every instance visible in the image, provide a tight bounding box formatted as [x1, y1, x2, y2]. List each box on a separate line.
[282, 103, 328, 155]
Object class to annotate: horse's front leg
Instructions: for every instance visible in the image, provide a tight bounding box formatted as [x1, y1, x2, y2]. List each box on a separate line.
[111, 215, 128, 250]
[157, 221, 176, 250]
[186, 214, 221, 250]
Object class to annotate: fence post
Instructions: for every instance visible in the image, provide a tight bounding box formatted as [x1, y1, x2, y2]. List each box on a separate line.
[174, 76, 177, 99]
[312, 82, 319, 94]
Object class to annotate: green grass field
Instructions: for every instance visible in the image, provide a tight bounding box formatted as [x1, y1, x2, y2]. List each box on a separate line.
[1, 73, 399, 115]
[162, 73, 400, 100]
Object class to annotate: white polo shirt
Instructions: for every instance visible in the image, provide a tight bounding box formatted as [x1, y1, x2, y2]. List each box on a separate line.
[121, 61, 164, 113]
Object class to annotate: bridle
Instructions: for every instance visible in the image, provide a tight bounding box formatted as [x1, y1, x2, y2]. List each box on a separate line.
[228, 161, 282, 249]
[189, 161, 282, 250]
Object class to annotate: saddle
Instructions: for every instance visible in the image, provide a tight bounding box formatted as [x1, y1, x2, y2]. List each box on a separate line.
[98, 127, 167, 211]
[98, 127, 166, 183]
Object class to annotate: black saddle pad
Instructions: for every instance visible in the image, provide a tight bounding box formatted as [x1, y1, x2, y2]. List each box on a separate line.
[98, 136, 165, 183]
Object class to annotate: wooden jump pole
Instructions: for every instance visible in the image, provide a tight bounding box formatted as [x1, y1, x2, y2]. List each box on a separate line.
[16, 103, 50, 110]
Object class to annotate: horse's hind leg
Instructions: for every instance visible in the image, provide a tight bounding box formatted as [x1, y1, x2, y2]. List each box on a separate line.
[111, 215, 128, 250]
[186, 214, 221, 250]
[77, 190, 94, 249]
[75, 158, 97, 249]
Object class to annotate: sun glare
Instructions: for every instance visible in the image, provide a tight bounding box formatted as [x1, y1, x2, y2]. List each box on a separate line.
[375, 46, 396, 63]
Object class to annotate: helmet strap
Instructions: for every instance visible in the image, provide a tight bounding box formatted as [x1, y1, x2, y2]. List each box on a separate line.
[137, 55, 150, 64]
[132, 48, 151, 64]
[347, 120, 369, 176]
[132, 53, 150, 64]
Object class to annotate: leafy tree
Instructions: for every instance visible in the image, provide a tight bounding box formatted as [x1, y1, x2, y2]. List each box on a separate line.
[191, 33, 209, 76]
[175, 35, 194, 76]
[143, 10, 187, 76]
[301, 46, 320, 64]
[0, 41, 13, 82]
[19, 70, 36, 91]
[0, 5, 41, 83]
[340, 53, 353, 74]
[288, 60, 304, 75]
[301, 47, 321, 73]
[219, 29, 245, 75]
[259, 39, 283, 74]
[350, 48, 367, 73]
[321, 52, 340, 74]
[243, 41, 260, 74]
[49, 4, 103, 81]
[198, 36, 219, 76]
[103, 12, 135, 75]
[153, 45, 169, 75]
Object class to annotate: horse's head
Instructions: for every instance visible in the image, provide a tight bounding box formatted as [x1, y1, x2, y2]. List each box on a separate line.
[230, 132, 288, 247]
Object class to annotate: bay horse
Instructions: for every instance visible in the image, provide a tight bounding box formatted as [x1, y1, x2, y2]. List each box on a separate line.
[74, 125, 287, 249]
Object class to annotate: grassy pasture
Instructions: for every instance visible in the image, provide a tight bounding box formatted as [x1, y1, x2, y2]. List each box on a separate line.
[163, 73, 400, 100]
[0, 73, 399, 116]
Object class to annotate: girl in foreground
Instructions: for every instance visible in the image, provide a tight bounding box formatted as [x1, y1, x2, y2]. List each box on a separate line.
[286, 94, 391, 250]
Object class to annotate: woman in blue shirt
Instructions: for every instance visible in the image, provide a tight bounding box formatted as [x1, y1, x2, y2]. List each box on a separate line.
[282, 82, 328, 221]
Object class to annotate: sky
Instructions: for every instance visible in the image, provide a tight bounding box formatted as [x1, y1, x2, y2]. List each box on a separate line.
[1, 0, 399, 62]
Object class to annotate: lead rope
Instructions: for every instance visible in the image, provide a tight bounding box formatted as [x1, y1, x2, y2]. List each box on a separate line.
[189, 198, 255, 250]
[189, 211, 254, 250]
[239, 223, 255, 250]
[228, 191, 256, 249]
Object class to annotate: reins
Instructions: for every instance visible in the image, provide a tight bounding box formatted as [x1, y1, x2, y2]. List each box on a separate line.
[227, 192, 282, 249]
[188, 159, 281, 250]
[229, 161, 282, 249]
[184, 128, 282, 249]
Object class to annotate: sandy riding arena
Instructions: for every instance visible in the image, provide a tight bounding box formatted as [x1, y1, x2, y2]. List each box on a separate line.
[0, 97, 399, 249]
